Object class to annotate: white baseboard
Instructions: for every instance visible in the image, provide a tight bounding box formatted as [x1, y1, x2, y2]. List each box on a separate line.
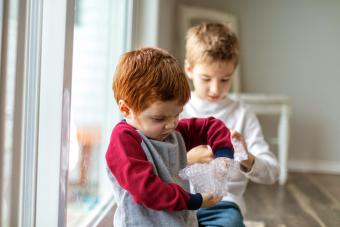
[288, 160, 340, 174]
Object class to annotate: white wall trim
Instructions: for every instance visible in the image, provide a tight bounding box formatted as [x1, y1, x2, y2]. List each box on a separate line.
[288, 160, 340, 174]
[131, 0, 159, 49]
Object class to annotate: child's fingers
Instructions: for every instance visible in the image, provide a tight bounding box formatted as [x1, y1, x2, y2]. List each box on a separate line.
[201, 193, 223, 208]
[187, 145, 213, 165]
[231, 130, 242, 140]
[212, 195, 223, 202]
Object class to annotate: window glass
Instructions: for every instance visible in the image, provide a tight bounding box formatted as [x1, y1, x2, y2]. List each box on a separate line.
[67, 0, 123, 225]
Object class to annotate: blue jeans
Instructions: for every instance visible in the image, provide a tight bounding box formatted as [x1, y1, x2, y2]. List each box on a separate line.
[197, 201, 245, 227]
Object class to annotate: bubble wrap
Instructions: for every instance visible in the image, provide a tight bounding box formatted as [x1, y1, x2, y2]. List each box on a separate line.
[179, 158, 239, 196]
[232, 138, 248, 162]
[179, 140, 248, 196]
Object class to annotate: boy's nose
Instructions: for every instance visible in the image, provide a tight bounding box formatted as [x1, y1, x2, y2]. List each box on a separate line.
[209, 82, 220, 95]
[165, 119, 177, 129]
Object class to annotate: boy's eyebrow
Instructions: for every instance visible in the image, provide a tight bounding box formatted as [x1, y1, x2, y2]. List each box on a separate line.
[150, 115, 166, 118]
[198, 73, 232, 78]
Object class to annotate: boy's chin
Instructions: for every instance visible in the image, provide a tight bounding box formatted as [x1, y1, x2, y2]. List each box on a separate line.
[147, 133, 169, 141]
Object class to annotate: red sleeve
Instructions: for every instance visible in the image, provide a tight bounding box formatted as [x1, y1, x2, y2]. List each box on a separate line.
[176, 117, 234, 157]
[105, 122, 194, 211]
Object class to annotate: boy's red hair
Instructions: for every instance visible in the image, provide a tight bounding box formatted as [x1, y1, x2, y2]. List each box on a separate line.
[113, 47, 190, 114]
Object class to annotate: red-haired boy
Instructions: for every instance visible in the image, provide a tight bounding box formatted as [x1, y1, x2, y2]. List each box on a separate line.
[106, 47, 234, 226]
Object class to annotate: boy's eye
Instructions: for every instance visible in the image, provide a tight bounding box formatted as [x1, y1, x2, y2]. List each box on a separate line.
[221, 79, 230, 82]
[152, 118, 165, 122]
[201, 78, 210, 82]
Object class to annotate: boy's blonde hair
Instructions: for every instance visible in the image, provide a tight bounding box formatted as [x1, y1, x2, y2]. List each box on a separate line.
[185, 22, 239, 66]
[113, 47, 190, 114]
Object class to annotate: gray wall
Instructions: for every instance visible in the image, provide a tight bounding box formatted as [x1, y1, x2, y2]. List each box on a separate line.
[161, 0, 340, 171]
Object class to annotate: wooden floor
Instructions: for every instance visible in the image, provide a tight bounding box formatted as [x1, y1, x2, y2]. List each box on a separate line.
[244, 172, 340, 227]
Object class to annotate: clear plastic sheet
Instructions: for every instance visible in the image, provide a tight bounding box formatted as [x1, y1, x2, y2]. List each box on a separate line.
[232, 138, 248, 162]
[179, 140, 248, 196]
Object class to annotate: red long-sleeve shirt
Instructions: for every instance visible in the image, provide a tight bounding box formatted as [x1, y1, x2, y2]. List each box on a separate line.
[105, 117, 233, 211]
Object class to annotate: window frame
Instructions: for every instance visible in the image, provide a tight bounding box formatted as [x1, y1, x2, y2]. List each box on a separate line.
[35, 0, 75, 226]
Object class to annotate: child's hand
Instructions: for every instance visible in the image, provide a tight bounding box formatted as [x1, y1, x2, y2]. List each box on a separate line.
[231, 130, 247, 151]
[187, 145, 213, 165]
[231, 130, 255, 171]
[200, 193, 222, 208]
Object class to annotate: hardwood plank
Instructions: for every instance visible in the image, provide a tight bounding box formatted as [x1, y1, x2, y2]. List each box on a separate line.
[244, 172, 340, 227]
[308, 173, 340, 204]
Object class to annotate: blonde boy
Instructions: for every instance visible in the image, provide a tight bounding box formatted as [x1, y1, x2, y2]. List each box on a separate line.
[106, 47, 235, 226]
[181, 23, 279, 226]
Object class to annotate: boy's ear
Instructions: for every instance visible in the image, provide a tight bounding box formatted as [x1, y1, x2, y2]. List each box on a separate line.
[184, 60, 194, 79]
[118, 100, 131, 118]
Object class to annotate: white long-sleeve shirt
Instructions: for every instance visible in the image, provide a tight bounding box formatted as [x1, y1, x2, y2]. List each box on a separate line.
[180, 93, 280, 215]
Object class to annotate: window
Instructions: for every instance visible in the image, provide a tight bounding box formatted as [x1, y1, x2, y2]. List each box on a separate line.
[0, 0, 131, 226]
[67, 0, 126, 225]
